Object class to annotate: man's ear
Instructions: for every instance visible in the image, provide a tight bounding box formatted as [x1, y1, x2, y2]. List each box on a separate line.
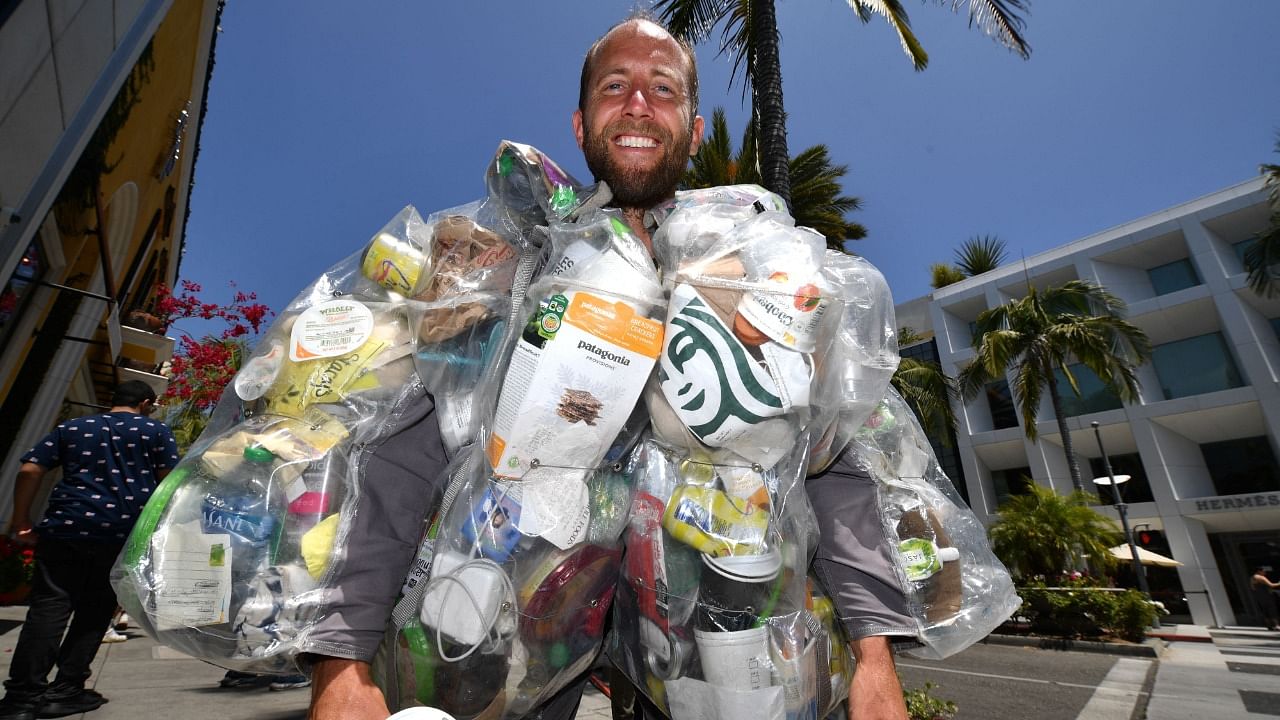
[572, 109, 585, 150]
[689, 114, 705, 156]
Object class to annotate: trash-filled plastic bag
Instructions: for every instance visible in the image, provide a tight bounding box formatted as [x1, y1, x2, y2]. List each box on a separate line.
[377, 211, 660, 718]
[848, 387, 1021, 660]
[111, 141, 577, 675]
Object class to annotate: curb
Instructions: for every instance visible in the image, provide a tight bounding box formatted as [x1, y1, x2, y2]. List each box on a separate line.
[1147, 632, 1213, 643]
[982, 633, 1165, 658]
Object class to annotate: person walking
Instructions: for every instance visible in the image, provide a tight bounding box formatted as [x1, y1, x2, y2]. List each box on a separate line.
[0, 381, 179, 720]
[1251, 566, 1280, 631]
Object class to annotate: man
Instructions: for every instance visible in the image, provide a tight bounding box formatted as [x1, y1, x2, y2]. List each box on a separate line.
[0, 381, 179, 720]
[306, 16, 910, 720]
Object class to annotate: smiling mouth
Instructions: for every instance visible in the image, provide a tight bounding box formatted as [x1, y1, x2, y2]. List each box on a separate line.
[615, 135, 659, 148]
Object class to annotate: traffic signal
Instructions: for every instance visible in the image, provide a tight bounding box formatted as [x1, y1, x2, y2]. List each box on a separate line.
[1138, 530, 1153, 545]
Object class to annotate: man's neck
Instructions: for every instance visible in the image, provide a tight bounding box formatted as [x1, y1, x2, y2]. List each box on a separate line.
[619, 207, 652, 254]
[109, 405, 142, 414]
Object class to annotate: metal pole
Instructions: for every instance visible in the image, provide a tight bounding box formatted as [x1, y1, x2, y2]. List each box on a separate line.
[1091, 422, 1152, 600]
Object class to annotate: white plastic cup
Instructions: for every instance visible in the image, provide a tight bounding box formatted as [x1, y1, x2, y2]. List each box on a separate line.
[386, 708, 457, 720]
[694, 625, 773, 691]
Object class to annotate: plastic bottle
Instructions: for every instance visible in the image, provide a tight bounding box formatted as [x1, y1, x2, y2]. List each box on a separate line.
[200, 445, 283, 614]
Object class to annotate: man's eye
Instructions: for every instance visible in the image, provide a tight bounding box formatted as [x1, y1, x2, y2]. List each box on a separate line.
[655, 85, 674, 96]
[604, 82, 624, 92]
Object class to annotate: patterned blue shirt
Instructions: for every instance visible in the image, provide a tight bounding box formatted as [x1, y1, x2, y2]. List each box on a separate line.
[22, 411, 180, 542]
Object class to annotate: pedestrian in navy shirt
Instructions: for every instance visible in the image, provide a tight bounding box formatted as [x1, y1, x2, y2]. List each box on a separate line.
[0, 381, 178, 720]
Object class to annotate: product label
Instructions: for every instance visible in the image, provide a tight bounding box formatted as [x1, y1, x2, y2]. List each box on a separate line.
[489, 290, 662, 478]
[289, 299, 374, 361]
[152, 521, 232, 629]
[899, 538, 942, 581]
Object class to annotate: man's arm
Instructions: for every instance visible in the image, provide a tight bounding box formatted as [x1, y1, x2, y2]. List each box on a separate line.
[10, 462, 46, 543]
[848, 636, 907, 720]
[309, 657, 389, 720]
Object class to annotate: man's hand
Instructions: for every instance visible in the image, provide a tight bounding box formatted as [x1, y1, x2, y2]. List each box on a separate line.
[308, 657, 389, 720]
[848, 636, 907, 720]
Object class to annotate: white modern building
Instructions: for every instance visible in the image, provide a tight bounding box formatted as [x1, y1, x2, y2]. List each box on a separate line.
[897, 177, 1280, 627]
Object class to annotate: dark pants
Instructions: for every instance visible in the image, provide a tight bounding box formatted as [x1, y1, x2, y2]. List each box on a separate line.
[3, 538, 123, 702]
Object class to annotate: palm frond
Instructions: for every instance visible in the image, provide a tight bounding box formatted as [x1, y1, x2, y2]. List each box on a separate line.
[954, 234, 1008, 276]
[849, 0, 929, 69]
[952, 0, 1032, 59]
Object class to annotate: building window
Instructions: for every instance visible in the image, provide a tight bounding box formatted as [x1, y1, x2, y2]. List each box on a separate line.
[1054, 363, 1124, 416]
[1200, 436, 1280, 496]
[992, 467, 1033, 507]
[1147, 258, 1200, 295]
[0, 240, 46, 349]
[1270, 317, 1280, 341]
[1088, 453, 1154, 503]
[1233, 238, 1256, 268]
[986, 380, 1019, 430]
[1151, 332, 1244, 399]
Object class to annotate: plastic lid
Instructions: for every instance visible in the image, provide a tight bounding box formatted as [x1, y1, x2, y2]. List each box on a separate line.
[243, 445, 275, 463]
[702, 549, 783, 582]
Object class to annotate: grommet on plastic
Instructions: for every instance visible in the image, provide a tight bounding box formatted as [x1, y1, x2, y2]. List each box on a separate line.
[751, 463, 763, 473]
[530, 458, 541, 469]
[611, 462, 623, 473]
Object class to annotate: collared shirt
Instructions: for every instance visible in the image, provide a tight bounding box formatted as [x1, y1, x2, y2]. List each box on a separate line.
[23, 411, 179, 542]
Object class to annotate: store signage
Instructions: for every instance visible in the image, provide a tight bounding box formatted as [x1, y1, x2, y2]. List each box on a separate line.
[1186, 493, 1280, 512]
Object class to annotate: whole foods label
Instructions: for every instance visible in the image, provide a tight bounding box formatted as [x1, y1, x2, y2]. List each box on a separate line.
[289, 299, 374, 361]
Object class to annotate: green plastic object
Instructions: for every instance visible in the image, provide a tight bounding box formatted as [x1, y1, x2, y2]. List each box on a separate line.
[402, 620, 436, 705]
[122, 465, 190, 568]
[243, 445, 275, 463]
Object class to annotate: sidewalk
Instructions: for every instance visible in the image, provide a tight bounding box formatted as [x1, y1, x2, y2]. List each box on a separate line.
[1146, 624, 1280, 720]
[0, 605, 612, 720]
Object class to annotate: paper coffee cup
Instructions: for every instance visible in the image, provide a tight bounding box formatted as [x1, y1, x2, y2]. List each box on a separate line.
[736, 278, 829, 353]
[695, 625, 773, 691]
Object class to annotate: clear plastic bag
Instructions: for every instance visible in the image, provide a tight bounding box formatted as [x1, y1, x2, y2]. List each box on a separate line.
[849, 387, 1021, 659]
[111, 141, 578, 674]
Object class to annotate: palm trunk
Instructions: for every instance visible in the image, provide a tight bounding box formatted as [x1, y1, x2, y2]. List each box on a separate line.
[1046, 371, 1084, 494]
[750, 0, 791, 207]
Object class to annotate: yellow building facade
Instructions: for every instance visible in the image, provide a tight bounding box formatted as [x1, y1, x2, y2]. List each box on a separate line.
[0, 0, 221, 527]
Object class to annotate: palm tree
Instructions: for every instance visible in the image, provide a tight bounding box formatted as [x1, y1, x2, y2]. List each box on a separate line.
[655, 0, 1032, 206]
[956, 280, 1150, 493]
[682, 108, 866, 250]
[930, 235, 1007, 289]
[954, 234, 1008, 277]
[988, 482, 1120, 579]
[1244, 137, 1280, 298]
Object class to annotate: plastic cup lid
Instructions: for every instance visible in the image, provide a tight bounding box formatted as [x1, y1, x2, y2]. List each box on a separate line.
[702, 549, 782, 582]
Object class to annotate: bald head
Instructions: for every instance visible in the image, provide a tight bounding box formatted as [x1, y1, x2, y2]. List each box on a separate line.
[579, 17, 699, 120]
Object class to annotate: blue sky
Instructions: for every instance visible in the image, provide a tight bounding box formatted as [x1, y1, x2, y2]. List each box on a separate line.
[178, 1, 1280, 334]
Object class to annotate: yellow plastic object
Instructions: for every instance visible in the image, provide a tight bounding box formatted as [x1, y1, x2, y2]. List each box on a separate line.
[300, 513, 341, 578]
[661, 485, 768, 557]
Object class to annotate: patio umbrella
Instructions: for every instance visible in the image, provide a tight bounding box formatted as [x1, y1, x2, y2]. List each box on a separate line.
[1108, 545, 1183, 567]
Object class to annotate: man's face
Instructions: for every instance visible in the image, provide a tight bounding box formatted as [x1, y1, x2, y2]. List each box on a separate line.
[574, 21, 704, 209]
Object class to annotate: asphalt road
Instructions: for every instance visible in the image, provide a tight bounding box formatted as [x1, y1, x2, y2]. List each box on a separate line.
[896, 642, 1132, 720]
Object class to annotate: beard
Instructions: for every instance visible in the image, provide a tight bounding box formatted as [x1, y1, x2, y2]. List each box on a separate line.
[582, 119, 693, 209]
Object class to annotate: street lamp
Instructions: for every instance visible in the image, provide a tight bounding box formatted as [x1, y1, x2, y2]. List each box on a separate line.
[1090, 421, 1152, 601]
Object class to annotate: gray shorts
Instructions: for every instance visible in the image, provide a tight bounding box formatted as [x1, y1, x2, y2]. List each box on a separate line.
[806, 449, 917, 642]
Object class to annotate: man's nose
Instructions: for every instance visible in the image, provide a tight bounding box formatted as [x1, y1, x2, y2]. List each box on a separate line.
[623, 89, 653, 118]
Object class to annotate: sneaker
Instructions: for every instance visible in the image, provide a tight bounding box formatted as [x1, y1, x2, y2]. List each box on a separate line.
[113, 613, 129, 631]
[0, 697, 39, 720]
[218, 671, 272, 690]
[34, 689, 106, 719]
[101, 628, 126, 644]
[268, 675, 311, 691]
